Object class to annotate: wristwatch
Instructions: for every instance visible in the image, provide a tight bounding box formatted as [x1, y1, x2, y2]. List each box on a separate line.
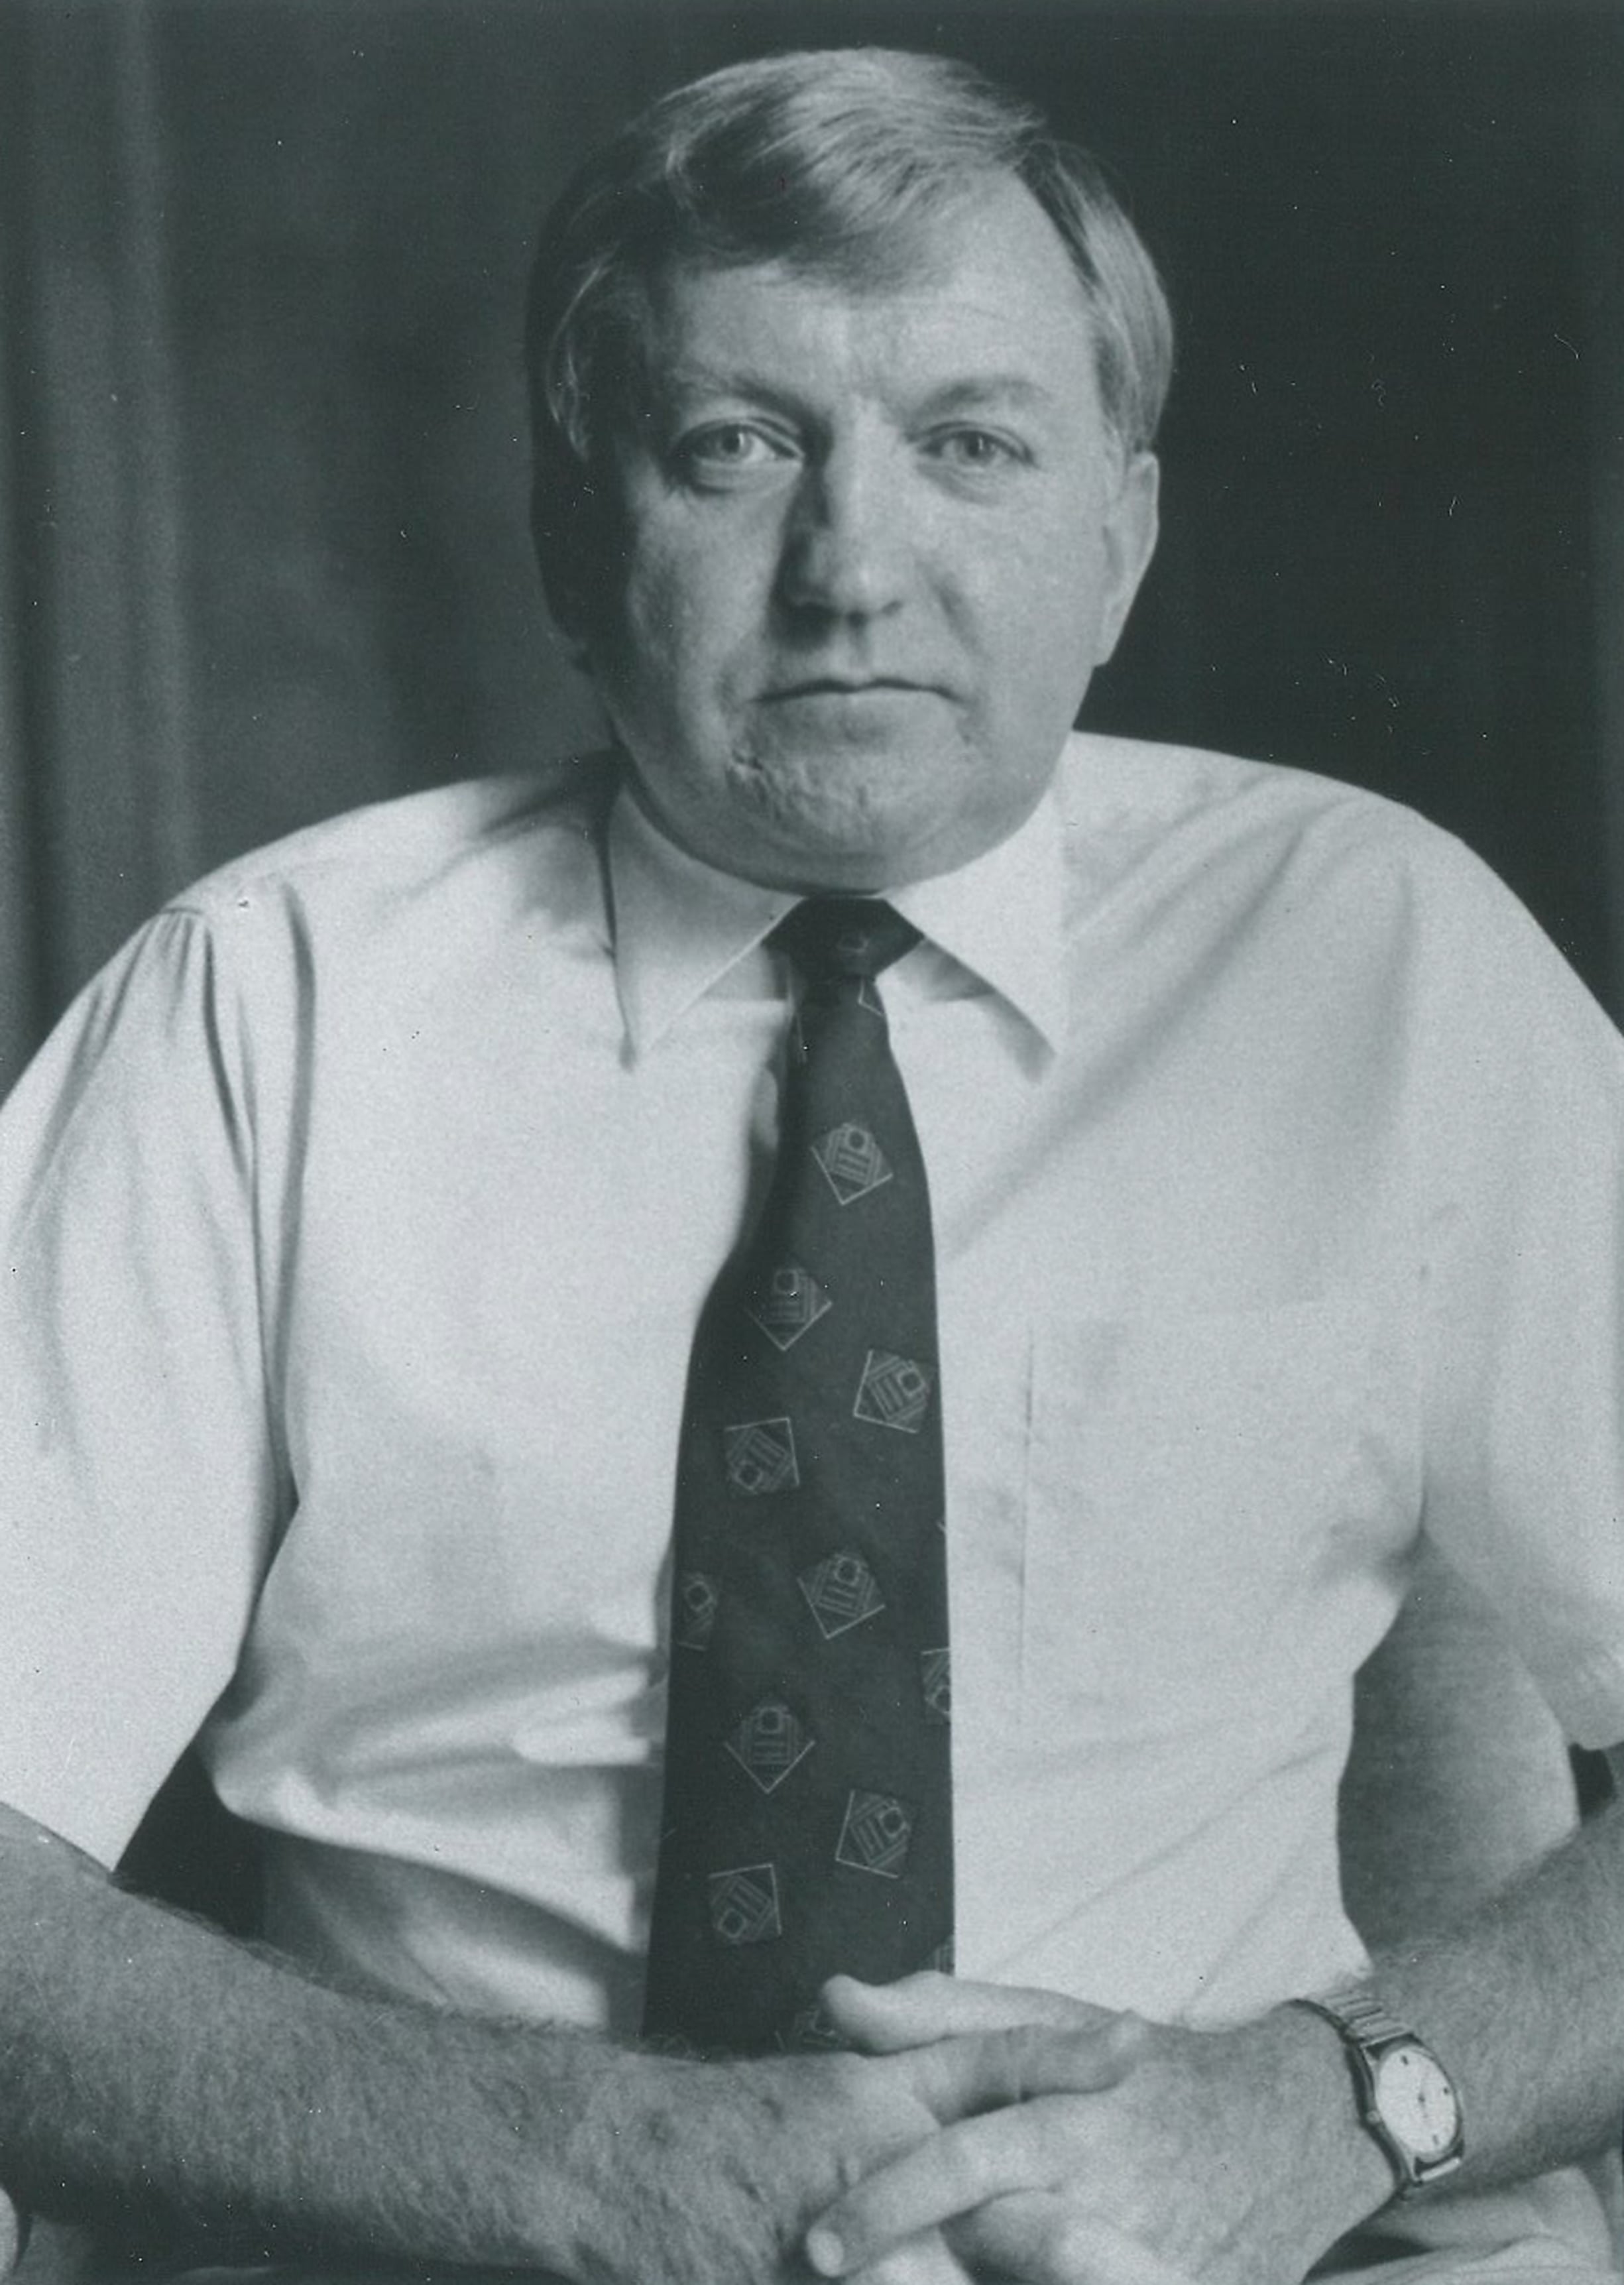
[1291, 1985, 1464, 2197]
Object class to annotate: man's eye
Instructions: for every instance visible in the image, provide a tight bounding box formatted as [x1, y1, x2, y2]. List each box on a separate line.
[676, 424, 788, 474]
[930, 428, 1026, 471]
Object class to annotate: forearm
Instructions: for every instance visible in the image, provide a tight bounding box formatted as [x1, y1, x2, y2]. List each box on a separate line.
[1365, 1788, 1624, 2183]
[1251, 1790, 1624, 2257]
[1, 1811, 642, 2270]
[0, 1809, 842, 2280]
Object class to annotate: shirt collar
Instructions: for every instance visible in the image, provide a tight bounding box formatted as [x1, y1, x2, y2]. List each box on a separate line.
[608, 776, 1067, 1059]
[888, 795, 1067, 1054]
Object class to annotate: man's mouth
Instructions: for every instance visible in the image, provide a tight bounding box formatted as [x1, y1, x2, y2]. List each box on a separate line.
[763, 677, 937, 699]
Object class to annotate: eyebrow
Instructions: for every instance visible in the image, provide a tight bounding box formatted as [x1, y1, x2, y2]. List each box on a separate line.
[654, 365, 807, 414]
[654, 366, 1066, 421]
[914, 375, 1065, 417]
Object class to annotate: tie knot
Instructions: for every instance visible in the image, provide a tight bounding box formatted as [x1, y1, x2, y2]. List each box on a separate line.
[772, 898, 921, 985]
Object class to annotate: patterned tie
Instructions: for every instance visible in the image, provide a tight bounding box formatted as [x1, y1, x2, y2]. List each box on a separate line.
[642, 897, 954, 2055]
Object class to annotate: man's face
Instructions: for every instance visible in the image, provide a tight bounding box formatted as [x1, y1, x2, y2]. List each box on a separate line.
[590, 177, 1159, 892]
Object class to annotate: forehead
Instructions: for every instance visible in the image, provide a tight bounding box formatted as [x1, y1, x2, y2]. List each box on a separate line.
[636, 178, 1102, 420]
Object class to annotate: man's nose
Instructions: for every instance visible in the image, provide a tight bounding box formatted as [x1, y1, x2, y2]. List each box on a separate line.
[775, 445, 911, 621]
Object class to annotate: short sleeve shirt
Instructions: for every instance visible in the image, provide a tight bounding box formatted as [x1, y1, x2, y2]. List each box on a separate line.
[4, 732, 1624, 2045]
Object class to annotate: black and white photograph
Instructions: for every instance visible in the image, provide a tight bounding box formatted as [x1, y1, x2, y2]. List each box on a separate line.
[1, 5, 1621, 2282]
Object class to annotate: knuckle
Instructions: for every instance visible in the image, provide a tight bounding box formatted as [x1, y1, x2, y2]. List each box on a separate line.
[1002, 2021, 1066, 2098]
[833, 2142, 868, 2197]
[818, 2050, 872, 2116]
[953, 2130, 1003, 2204]
[1051, 2214, 1102, 2280]
[1058, 2021, 1125, 2082]
[978, 2026, 1026, 2105]
[1029, 2105, 1075, 2176]
[1051, 2199, 1100, 2255]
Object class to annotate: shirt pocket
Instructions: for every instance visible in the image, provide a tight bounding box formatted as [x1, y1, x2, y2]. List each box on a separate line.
[1019, 1285, 1422, 1734]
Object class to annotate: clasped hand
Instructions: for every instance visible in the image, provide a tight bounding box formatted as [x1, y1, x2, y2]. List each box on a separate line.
[805, 1972, 1345, 2285]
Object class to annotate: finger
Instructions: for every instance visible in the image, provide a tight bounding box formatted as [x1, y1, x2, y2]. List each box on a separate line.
[824, 1971, 1121, 2052]
[955, 2196, 1202, 2285]
[821, 1971, 959, 2053]
[890, 2015, 1149, 2129]
[807, 2103, 1062, 2275]
[847, 2222, 975, 2285]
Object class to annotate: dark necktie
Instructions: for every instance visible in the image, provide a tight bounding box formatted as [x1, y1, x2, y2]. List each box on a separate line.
[642, 897, 954, 2055]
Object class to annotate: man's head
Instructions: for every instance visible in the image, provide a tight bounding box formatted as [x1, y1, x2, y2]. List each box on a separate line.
[526, 48, 1172, 890]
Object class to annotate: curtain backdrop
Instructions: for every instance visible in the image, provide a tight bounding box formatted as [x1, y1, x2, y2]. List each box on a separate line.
[3, 0, 1621, 1098]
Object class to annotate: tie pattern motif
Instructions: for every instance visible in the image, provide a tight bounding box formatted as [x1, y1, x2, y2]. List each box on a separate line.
[642, 898, 954, 2054]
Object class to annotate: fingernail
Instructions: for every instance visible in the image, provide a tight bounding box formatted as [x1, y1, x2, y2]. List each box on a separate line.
[805, 2224, 844, 2274]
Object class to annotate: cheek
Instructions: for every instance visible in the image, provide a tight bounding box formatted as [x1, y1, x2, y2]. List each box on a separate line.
[618, 549, 689, 672]
[1003, 524, 1115, 673]
[604, 577, 707, 743]
[622, 510, 770, 669]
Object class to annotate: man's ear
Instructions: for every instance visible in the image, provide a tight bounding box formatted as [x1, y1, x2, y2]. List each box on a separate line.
[1093, 449, 1161, 667]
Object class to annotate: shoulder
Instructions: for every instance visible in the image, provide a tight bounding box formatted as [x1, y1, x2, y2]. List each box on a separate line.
[1054, 729, 1527, 937]
[18, 756, 622, 1136]
[167, 754, 618, 946]
[1055, 730, 1620, 1080]
[1057, 729, 1454, 860]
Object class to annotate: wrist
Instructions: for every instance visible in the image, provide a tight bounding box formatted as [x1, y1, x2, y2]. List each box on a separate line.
[1289, 1984, 1466, 2204]
[1243, 2005, 1401, 2255]
[545, 2043, 793, 2285]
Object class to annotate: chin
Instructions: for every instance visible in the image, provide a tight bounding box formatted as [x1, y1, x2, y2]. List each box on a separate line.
[731, 744, 939, 865]
[754, 801, 933, 888]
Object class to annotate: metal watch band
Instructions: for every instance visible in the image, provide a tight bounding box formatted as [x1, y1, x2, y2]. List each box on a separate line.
[1298, 1985, 1413, 2047]
[1291, 1986, 1464, 2199]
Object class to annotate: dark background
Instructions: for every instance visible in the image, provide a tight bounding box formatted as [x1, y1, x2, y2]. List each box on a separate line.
[3, 0, 1621, 1096]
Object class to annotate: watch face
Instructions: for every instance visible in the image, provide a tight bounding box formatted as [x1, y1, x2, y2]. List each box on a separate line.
[1373, 2043, 1462, 2159]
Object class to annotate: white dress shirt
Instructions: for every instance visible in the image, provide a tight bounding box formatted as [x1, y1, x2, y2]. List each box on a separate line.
[3, 731, 1624, 2271]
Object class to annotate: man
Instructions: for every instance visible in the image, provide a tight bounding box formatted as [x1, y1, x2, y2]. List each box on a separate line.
[1, 44, 1623, 2285]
